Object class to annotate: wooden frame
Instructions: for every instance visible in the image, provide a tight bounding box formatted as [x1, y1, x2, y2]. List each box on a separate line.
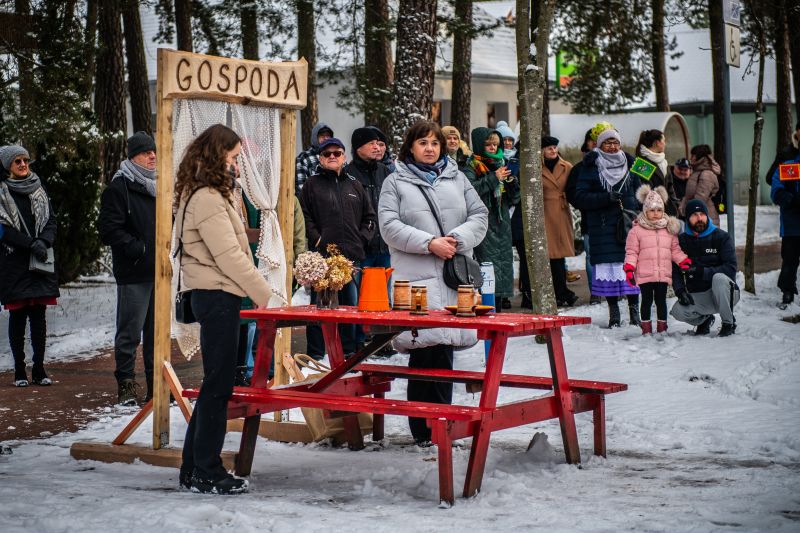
[70, 49, 306, 464]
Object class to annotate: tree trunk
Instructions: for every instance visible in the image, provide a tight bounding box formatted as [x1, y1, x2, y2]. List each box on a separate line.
[745, 24, 766, 294]
[787, 1, 800, 122]
[297, 0, 317, 150]
[652, 0, 670, 111]
[84, 0, 98, 94]
[450, 0, 472, 138]
[364, 0, 393, 134]
[95, 0, 127, 184]
[122, 0, 152, 135]
[531, 0, 550, 136]
[175, 0, 193, 52]
[516, 0, 557, 315]
[709, 0, 726, 175]
[241, 0, 258, 60]
[390, 0, 438, 149]
[14, 0, 34, 133]
[773, 0, 793, 149]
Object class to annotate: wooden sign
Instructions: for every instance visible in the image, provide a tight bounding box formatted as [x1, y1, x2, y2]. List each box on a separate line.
[160, 48, 307, 108]
[779, 163, 800, 181]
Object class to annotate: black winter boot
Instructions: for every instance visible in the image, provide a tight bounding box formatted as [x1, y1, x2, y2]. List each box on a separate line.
[628, 305, 641, 327]
[695, 315, 715, 335]
[778, 292, 794, 310]
[607, 299, 621, 328]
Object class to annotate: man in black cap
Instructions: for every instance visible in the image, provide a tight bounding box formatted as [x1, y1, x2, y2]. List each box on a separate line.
[670, 199, 739, 336]
[670, 157, 692, 205]
[99, 131, 157, 405]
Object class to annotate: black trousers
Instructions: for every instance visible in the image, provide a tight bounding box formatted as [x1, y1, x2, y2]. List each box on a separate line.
[181, 289, 241, 481]
[550, 258, 575, 303]
[778, 236, 800, 295]
[8, 304, 47, 372]
[407, 344, 454, 442]
[639, 282, 668, 321]
[306, 280, 358, 358]
[515, 240, 530, 299]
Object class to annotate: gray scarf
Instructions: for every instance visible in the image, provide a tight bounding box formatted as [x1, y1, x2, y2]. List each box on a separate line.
[594, 148, 630, 191]
[114, 159, 157, 197]
[0, 172, 50, 247]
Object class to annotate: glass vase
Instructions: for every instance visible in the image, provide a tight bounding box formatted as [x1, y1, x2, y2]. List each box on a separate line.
[317, 288, 339, 310]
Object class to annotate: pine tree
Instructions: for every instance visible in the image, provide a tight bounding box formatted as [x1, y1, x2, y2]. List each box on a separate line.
[122, 0, 153, 135]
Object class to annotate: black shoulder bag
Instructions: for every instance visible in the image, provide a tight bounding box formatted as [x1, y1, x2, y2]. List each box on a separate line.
[416, 184, 483, 290]
[614, 173, 638, 245]
[173, 188, 200, 324]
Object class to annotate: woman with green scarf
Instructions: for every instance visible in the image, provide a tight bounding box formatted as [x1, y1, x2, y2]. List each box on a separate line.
[463, 128, 519, 309]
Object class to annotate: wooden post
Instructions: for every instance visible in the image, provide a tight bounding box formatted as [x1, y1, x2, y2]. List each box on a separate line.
[153, 48, 175, 448]
[272, 110, 296, 420]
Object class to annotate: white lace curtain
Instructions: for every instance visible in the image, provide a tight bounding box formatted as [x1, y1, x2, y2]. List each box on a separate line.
[169, 99, 285, 359]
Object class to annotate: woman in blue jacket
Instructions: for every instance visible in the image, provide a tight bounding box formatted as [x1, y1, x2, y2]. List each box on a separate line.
[573, 129, 642, 327]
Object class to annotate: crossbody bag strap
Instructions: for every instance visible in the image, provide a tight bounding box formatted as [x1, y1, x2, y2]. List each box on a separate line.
[415, 184, 446, 238]
[173, 187, 201, 292]
[16, 210, 36, 239]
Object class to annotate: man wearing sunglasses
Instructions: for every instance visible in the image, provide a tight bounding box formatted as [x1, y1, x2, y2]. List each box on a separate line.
[295, 122, 334, 196]
[299, 137, 376, 359]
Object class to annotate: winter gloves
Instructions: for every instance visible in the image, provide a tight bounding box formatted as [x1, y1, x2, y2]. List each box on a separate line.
[678, 258, 692, 270]
[30, 239, 49, 262]
[676, 289, 694, 306]
[623, 263, 636, 287]
[685, 264, 704, 282]
[608, 190, 623, 203]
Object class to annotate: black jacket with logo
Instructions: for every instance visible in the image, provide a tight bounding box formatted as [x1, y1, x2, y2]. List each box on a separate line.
[672, 226, 737, 294]
[344, 156, 390, 256]
[299, 167, 376, 261]
[98, 176, 156, 284]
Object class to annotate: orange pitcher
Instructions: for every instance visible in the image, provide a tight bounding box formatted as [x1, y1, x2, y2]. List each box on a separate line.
[358, 267, 394, 311]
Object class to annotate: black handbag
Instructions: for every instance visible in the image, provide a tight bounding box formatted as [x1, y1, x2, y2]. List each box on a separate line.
[173, 188, 200, 324]
[616, 204, 638, 244]
[416, 184, 483, 290]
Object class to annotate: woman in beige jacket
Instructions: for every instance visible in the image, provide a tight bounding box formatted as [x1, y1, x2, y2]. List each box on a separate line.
[175, 124, 273, 495]
[680, 144, 721, 226]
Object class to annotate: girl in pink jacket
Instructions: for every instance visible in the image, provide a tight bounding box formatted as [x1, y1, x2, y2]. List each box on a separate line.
[624, 185, 691, 335]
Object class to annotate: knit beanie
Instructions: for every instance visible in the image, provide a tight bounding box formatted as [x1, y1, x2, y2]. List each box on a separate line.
[0, 145, 29, 170]
[367, 126, 389, 144]
[351, 127, 381, 151]
[441, 126, 461, 141]
[684, 199, 708, 218]
[541, 135, 559, 149]
[495, 121, 516, 143]
[596, 129, 621, 146]
[643, 187, 665, 211]
[127, 131, 156, 159]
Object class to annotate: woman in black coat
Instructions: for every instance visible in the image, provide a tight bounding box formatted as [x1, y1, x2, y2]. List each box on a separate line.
[0, 145, 59, 386]
[573, 129, 642, 328]
[635, 129, 680, 216]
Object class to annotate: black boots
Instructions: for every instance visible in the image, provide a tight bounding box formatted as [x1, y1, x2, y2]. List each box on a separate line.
[628, 305, 641, 327]
[718, 317, 737, 337]
[190, 471, 249, 495]
[117, 379, 141, 406]
[695, 315, 715, 335]
[778, 292, 794, 310]
[608, 299, 621, 328]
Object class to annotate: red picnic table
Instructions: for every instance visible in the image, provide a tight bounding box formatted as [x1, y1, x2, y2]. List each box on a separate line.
[184, 306, 627, 505]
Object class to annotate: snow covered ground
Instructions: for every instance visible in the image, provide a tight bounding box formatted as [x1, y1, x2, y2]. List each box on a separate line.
[0, 204, 798, 531]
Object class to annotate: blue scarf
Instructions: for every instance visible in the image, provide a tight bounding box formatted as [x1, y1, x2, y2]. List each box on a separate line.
[404, 155, 448, 184]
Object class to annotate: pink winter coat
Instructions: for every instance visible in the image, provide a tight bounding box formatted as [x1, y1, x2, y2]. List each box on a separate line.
[624, 219, 688, 285]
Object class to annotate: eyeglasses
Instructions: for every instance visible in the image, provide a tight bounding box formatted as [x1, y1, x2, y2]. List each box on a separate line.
[601, 140, 620, 146]
[13, 158, 30, 166]
[321, 150, 344, 158]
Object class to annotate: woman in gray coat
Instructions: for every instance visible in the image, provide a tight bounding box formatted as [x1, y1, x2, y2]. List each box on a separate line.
[378, 121, 488, 444]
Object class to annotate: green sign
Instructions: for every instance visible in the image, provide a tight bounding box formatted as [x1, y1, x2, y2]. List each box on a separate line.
[630, 157, 656, 181]
[555, 51, 577, 89]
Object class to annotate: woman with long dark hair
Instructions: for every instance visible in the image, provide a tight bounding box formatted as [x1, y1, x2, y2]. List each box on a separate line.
[681, 144, 721, 226]
[378, 121, 488, 445]
[0, 145, 58, 387]
[635, 129, 680, 216]
[175, 124, 275, 495]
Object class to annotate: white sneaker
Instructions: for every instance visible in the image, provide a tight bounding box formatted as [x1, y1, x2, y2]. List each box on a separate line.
[13, 379, 29, 387]
[34, 377, 52, 386]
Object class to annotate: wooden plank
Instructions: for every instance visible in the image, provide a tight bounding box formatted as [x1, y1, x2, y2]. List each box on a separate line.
[112, 400, 154, 446]
[162, 361, 192, 422]
[70, 442, 237, 471]
[153, 49, 175, 449]
[227, 418, 314, 443]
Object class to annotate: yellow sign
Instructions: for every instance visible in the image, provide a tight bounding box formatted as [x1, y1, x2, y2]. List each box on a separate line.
[159, 48, 308, 108]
